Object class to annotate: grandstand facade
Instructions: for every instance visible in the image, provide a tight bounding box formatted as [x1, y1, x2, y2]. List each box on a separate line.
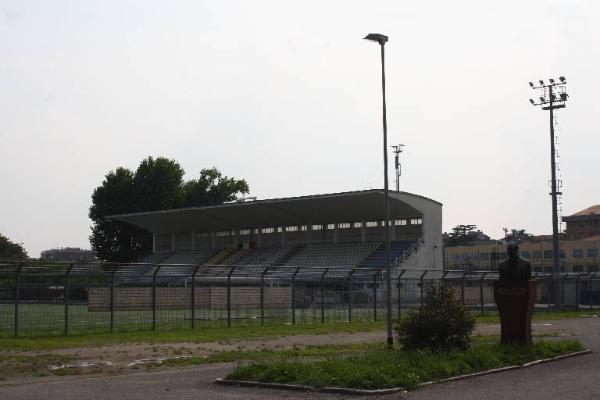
[109, 190, 443, 271]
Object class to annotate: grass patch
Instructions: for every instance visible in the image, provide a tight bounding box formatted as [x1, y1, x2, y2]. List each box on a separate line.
[474, 309, 598, 324]
[227, 338, 584, 390]
[0, 320, 386, 352]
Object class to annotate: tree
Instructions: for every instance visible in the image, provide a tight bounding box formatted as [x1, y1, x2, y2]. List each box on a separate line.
[443, 225, 490, 247]
[182, 167, 249, 207]
[0, 233, 28, 260]
[503, 228, 533, 244]
[89, 157, 249, 262]
[395, 282, 475, 352]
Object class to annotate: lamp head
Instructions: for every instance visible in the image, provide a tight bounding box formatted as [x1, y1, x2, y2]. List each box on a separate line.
[364, 33, 389, 44]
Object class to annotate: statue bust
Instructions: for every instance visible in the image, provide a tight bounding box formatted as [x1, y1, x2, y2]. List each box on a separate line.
[498, 242, 532, 281]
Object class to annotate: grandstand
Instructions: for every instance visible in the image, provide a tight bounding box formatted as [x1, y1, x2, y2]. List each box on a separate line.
[108, 189, 443, 272]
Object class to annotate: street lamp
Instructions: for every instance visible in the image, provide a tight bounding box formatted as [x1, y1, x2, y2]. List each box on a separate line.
[364, 32, 393, 348]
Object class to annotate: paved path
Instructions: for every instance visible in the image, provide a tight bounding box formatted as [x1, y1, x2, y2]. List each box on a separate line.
[1, 318, 599, 399]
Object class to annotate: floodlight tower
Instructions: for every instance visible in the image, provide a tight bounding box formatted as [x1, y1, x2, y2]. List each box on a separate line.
[529, 77, 568, 275]
[391, 144, 404, 192]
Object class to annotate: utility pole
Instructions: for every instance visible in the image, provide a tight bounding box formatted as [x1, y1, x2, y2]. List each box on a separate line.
[529, 77, 569, 275]
[391, 144, 404, 192]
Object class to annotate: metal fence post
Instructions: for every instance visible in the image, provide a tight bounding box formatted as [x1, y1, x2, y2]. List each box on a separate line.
[64, 264, 73, 335]
[575, 273, 583, 311]
[291, 267, 300, 325]
[461, 271, 468, 306]
[419, 270, 428, 308]
[260, 267, 269, 326]
[15, 263, 23, 337]
[547, 274, 552, 309]
[479, 272, 487, 315]
[397, 269, 406, 319]
[560, 273, 566, 310]
[320, 268, 328, 324]
[588, 274, 594, 310]
[110, 268, 116, 333]
[227, 266, 235, 328]
[152, 266, 161, 331]
[191, 264, 201, 329]
[373, 270, 378, 321]
[348, 269, 356, 323]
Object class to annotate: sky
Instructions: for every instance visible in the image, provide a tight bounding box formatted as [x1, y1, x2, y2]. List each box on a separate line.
[1, 0, 599, 257]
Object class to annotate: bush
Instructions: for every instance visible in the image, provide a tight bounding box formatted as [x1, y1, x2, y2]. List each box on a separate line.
[395, 282, 475, 352]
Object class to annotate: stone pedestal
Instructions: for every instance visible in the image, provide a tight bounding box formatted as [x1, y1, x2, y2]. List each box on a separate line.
[493, 280, 536, 345]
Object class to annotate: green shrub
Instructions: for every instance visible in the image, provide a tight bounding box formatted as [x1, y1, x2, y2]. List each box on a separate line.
[395, 282, 474, 352]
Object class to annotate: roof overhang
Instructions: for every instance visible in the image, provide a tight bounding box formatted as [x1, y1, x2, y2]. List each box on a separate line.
[107, 189, 441, 234]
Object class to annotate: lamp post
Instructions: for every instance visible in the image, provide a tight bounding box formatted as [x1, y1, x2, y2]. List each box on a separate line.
[364, 32, 393, 348]
[529, 77, 568, 276]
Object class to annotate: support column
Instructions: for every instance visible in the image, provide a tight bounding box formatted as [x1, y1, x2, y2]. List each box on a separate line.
[361, 221, 366, 243]
[152, 234, 157, 253]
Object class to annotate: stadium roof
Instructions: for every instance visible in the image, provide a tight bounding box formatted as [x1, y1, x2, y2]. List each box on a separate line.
[107, 189, 441, 234]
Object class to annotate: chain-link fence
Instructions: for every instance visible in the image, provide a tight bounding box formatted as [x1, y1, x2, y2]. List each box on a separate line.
[1, 261, 599, 337]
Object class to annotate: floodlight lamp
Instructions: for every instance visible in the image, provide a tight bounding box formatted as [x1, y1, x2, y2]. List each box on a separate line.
[539, 80, 544, 85]
[529, 99, 535, 105]
[363, 33, 389, 44]
[539, 97, 545, 102]
[559, 76, 566, 83]
[529, 82, 534, 88]
[549, 78, 555, 84]
[560, 93, 568, 101]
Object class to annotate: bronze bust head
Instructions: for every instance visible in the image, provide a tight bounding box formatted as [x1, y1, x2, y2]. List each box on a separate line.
[498, 242, 532, 281]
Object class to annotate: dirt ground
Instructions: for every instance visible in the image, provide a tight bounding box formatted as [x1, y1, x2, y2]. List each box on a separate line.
[9, 317, 600, 361]
[1, 316, 598, 383]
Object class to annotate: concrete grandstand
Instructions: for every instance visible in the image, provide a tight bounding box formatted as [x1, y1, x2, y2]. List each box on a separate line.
[108, 189, 443, 272]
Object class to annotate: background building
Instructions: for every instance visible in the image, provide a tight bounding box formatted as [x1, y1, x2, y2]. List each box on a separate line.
[40, 247, 96, 263]
[563, 205, 600, 240]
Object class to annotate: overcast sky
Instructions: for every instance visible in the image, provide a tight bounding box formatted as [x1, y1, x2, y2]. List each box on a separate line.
[1, 0, 599, 257]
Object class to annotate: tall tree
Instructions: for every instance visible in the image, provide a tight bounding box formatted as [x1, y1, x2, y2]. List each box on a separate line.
[444, 225, 490, 247]
[89, 158, 249, 262]
[0, 233, 28, 260]
[182, 167, 249, 207]
[503, 228, 533, 244]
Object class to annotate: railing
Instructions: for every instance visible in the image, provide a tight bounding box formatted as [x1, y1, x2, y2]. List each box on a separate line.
[1, 260, 599, 337]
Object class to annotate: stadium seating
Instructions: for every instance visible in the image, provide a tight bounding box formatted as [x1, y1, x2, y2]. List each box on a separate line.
[284, 242, 381, 268]
[357, 240, 418, 269]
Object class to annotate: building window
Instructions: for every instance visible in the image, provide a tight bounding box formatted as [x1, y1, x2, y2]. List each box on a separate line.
[533, 250, 542, 259]
[573, 249, 583, 258]
[326, 224, 335, 230]
[300, 225, 308, 231]
[587, 248, 598, 258]
[338, 222, 351, 229]
[521, 251, 531, 259]
[410, 218, 422, 225]
[285, 226, 298, 232]
[262, 227, 275, 234]
[353, 222, 363, 228]
[573, 265, 584, 272]
[543, 250, 553, 259]
[239, 229, 251, 235]
[395, 219, 407, 226]
[311, 224, 323, 230]
[216, 231, 230, 237]
[365, 221, 378, 228]
[480, 252, 489, 260]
